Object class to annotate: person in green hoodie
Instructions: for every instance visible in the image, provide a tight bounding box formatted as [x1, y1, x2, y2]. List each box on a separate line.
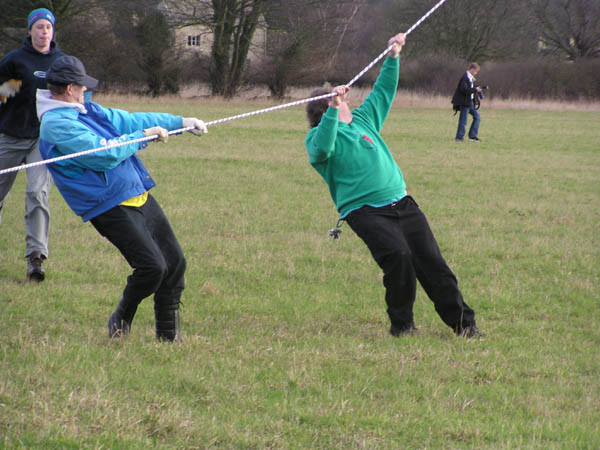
[305, 33, 483, 338]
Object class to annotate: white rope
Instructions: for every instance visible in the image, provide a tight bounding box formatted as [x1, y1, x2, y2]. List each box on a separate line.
[203, 91, 337, 127]
[0, 133, 174, 175]
[0, 91, 337, 176]
[346, 0, 449, 87]
[0, 0, 450, 177]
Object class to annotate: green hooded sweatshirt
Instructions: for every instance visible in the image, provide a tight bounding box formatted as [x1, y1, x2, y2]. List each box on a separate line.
[306, 55, 406, 218]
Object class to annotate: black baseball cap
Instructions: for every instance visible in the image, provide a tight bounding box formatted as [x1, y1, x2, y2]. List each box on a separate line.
[46, 55, 99, 89]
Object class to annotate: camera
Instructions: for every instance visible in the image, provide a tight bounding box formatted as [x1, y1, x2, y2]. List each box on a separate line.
[473, 85, 489, 110]
[476, 85, 489, 100]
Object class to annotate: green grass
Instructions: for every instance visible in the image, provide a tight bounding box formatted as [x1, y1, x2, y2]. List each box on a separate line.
[1, 101, 599, 449]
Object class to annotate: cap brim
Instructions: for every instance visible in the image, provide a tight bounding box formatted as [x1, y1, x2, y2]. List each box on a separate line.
[82, 75, 99, 90]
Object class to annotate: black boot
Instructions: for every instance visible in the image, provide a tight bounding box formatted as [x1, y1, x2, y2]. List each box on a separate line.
[390, 321, 418, 337]
[155, 304, 182, 342]
[108, 297, 139, 338]
[26, 251, 45, 282]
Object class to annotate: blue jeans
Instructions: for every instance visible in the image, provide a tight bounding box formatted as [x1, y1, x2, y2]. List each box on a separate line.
[456, 101, 480, 140]
[345, 196, 476, 332]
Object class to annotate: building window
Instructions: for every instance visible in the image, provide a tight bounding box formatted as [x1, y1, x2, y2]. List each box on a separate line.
[187, 35, 201, 46]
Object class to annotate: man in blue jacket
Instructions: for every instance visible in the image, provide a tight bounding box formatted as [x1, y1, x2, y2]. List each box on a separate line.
[37, 55, 208, 342]
[0, 8, 64, 282]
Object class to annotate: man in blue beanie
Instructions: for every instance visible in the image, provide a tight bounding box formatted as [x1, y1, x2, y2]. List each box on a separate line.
[27, 8, 56, 30]
[0, 8, 62, 282]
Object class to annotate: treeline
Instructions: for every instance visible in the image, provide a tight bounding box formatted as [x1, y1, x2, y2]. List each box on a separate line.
[1, 0, 599, 100]
[397, 56, 600, 101]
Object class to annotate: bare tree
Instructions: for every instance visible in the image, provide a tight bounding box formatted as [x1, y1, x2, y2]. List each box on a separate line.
[48, 0, 166, 92]
[261, 0, 368, 98]
[530, 0, 600, 60]
[210, 0, 263, 97]
[163, 0, 264, 97]
[376, 0, 536, 62]
[136, 11, 180, 96]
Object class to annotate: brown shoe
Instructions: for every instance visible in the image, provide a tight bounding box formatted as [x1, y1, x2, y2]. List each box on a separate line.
[26, 251, 45, 282]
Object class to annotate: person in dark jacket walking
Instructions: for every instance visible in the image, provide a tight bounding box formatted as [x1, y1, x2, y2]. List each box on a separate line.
[0, 8, 64, 282]
[37, 55, 209, 342]
[451, 63, 482, 142]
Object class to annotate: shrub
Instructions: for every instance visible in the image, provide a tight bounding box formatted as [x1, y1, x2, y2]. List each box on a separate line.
[399, 55, 600, 101]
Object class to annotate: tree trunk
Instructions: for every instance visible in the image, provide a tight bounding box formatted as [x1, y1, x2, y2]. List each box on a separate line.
[210, 0, 262, 98]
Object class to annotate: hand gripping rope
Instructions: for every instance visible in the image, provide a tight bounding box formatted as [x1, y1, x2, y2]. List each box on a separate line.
[0, 0, 449, 177]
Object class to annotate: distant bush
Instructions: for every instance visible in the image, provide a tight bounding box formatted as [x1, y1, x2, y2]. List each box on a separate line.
[248, 52, 600, 102]
[484, 58, 600, 100]
[397, 55, 600, 101]
[398, 54, 465, 94]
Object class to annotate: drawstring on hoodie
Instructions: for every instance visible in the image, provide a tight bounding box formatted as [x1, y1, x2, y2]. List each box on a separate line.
[328, 219, 344, 239]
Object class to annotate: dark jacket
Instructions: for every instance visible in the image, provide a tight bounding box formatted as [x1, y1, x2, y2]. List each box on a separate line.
[451, 71, 477, 108]
[0, 36, 63, 138]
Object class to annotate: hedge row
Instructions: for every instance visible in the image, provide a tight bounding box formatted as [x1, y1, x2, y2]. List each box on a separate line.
[396, 55, 600, 101]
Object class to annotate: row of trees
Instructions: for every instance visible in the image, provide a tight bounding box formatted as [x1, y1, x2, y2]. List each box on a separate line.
[1, 0, 599, 99]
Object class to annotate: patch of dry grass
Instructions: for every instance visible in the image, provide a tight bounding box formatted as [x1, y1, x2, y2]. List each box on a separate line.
[96, 82, 600, 112]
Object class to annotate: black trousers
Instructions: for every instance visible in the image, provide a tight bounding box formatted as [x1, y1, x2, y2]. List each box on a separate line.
[345, 196, 475, 331]
[90, 194, 186, 310]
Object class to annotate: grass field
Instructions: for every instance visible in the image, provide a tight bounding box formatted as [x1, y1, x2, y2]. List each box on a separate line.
[1, 98, 599, 449]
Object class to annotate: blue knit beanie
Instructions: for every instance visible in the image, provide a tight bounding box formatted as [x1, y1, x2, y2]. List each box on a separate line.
[27, 8, 56, 30]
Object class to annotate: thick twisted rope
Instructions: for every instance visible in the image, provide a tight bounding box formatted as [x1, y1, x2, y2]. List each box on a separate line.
[0, 0, 449, 177]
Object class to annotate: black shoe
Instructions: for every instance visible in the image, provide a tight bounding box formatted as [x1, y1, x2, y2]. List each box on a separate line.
[108, 311, 130, 338]
[457, 325, 485, 338]
[455, 138, 464, 142]
[26, 252, 45, 282]
[468, 136, 481, 142]
[390, 322, 418, 337]
[107, 297, 139, 339]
